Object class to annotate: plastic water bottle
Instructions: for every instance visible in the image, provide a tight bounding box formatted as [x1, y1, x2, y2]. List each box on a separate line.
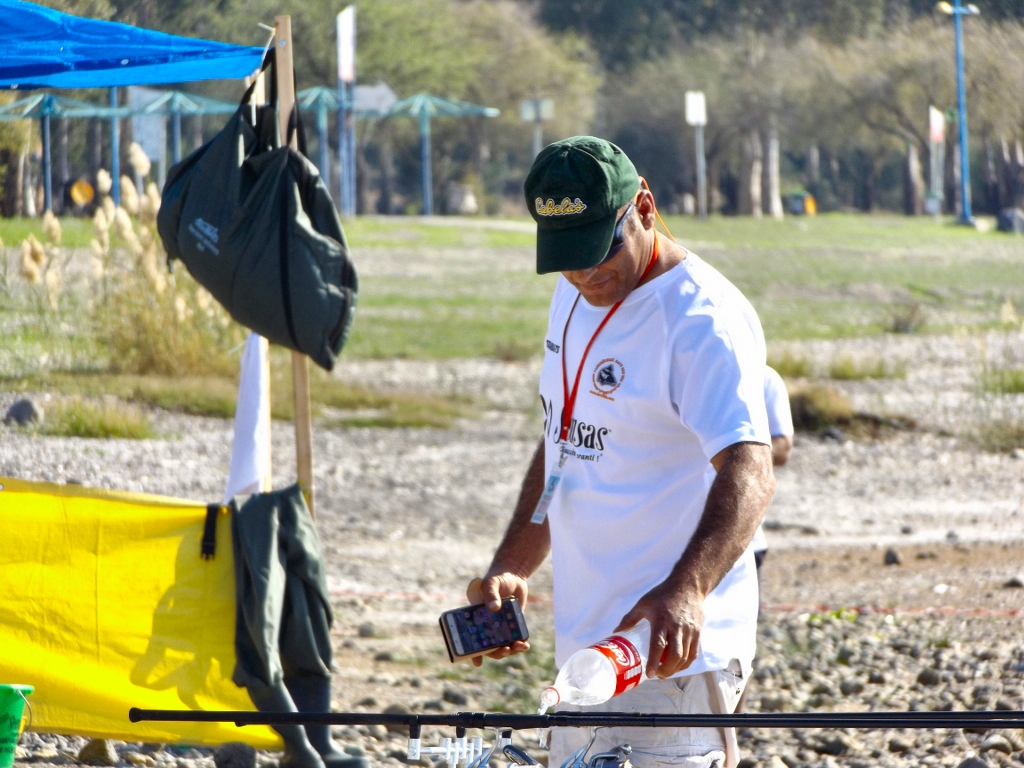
[538, 620, 651, 713]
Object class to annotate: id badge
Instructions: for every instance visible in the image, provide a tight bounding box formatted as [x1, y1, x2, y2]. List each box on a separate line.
[530, 446, 568, 525]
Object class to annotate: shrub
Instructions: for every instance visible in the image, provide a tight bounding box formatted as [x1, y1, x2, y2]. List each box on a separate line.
[889, 302, 925, 334]
[789, 384, 853, 431]
[828, 355, 906, 380]
[768, 351, 811, 378]
[38, 397, 155, 439]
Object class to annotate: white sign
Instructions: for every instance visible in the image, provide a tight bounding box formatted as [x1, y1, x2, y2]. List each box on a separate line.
[520, 98, 554, 123]
[685, 91, 706, 126]
[337, 6, 355, 84]
[929, 105, 945, 144]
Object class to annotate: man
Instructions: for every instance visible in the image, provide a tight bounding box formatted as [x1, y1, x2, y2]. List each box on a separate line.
[751, 365, 795, 574]
[467, 137, 775, 768]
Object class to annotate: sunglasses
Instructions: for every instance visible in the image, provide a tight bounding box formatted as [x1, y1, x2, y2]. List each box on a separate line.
[597, 201, 635, 266]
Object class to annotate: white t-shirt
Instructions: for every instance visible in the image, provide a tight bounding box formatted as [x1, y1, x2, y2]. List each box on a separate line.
[538, 252, 770, 677]
[751, 366, 794, 553]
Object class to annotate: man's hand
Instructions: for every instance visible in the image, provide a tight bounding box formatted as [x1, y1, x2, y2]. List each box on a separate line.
[464, 571, 531, 667]
[615, 581, 704, 679]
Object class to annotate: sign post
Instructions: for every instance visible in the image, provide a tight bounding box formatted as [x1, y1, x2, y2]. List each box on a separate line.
[336, 6, 356, 217]
[275, 15, 316, 517]
[520, 96, 553, 159]
[685, 91, 707, 220]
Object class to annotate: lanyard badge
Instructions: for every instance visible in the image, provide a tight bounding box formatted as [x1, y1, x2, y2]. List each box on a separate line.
[530, 233, 660, 526]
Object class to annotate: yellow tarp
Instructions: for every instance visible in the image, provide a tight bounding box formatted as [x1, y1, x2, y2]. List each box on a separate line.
[0, 477, 281, 747]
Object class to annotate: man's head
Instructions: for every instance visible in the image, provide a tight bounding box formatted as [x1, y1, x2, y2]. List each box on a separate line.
[525, 136, 658, 307]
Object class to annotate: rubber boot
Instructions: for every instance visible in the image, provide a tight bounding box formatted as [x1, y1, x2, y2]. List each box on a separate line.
[284, 676, 370, 768]
[247, 683, 327, 768]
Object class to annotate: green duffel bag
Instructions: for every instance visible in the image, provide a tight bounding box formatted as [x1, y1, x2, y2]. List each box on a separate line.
[157, 52, 356, 372]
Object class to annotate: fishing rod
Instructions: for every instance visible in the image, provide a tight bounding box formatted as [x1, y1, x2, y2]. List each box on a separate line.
[130, 708, 1024, 732]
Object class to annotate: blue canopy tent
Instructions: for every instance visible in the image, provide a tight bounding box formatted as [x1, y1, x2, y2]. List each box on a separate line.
[0, 0, 262, 209]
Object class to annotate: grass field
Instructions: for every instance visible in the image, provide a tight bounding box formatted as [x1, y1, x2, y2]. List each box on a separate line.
[338, 213, 1024, 358]
[2, 212, 1023, 365]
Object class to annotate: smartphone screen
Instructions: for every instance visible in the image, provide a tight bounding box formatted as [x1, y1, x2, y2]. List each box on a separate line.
[446, 600, 524, 656]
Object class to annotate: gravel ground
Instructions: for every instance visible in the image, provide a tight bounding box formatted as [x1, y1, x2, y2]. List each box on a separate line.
[6, 331, 1024, 768]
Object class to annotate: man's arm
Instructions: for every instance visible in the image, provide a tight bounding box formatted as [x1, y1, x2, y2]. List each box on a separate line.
[772, 435, 792, 466]
[466, 439, 549, 665]
[616, 441, 775, 679]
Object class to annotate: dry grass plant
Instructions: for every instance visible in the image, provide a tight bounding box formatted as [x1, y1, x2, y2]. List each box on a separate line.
[88, 153, 244, 376]
[768, 351, 811, 378]
[828, 355, 906, 381]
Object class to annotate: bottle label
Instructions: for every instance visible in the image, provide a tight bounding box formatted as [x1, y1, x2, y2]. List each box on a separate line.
[592, 635, 644, 696]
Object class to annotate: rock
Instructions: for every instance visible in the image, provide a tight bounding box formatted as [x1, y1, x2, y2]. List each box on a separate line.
[980, 734, 1014, 754]
[884, 548, 902, 566]
[996, 697, 1020, 711]
[368, 724, 388, 741]
[442, 686, 468, 706]
[917, 668, 942, 686]
[737, 758, 759, 768]
[811, 732, 856, 756]
[955, 759, 988, 768]
[383, 703, 412, 732]
[213, 743, 256, 768]
[997, 207, 1024, 234]
[839, 678, 864, 696]
[1002, 575, 1024, 588]
[358, 622, 375, 638]
[917, 551, 938, 560]
[125, 753, 153, 766]
[3, 398, 43, 426]
[343, 746, 366, 757]
[368, 672, 396, 685]
[356, 696, 378, 707]
[77, 739, 118, 766]
[888, 736, 915, 753]
[768, 758, 788, 768]
[422, 700, 445, 711]
[900, 524, 913, 534]
[759, 693, 788, 712]
[35, 747, 62, 761]
[374, 651, 395, 662]
[868, 670, 887, 684]
[810, 681, 834, 696]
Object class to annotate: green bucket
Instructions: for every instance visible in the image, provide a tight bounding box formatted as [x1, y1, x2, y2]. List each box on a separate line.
[0, 685, 33, 768]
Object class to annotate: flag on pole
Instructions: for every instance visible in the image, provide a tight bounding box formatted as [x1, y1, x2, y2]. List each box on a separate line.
[224, 333, 272, 504]
[929, 106, 946, 144]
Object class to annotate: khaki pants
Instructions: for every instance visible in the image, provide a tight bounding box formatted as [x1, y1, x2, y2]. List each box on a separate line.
[547, 661, 746, 768]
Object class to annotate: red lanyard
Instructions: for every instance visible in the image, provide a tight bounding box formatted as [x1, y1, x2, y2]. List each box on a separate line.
[559, 234, 660, 443]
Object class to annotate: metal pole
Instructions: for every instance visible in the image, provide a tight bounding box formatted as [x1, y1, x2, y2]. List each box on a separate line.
[171, 108, 182, 165]
[346, 95, 356, 216]
[953, 0, 973, 224]
[420, 110, 432, 216]
[695, 123, 707, 220]
[532, 97, 542, 159]
[317, 101, 330, 191]
[40, 99, 52, 214]
[337, 81, 346, 211]
[109, 86, 120, 206]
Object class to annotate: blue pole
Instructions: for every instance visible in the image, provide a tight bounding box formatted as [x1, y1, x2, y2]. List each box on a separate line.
[40, 97, 52, 213]
[317, 101, 330, 191]
[420, 110, 432, 216]
[171, 108, 182, 165]
[953, 0, 973, 224]
[109, 86, 120, 207]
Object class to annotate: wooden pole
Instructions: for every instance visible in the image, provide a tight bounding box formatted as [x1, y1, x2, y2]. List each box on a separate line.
[274, 15, 316, 517]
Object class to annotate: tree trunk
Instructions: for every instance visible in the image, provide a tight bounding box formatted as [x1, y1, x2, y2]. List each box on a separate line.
[191, 116, 204, 151]
[903, 142, 925, 215]
[855, 148, 875, 212]
[355, 125, 372, 216]
[807, 144, 820, 187]
[89, 119, 102, 182]
[949, 142, 962, 217]
[764, 127, 783, 218]
[57, 118, 69, 213]
[377, 121, 395, 215]
[739, 129, 762, 217]
[983, 136, 998, 214]
[14, 149, 26, 217]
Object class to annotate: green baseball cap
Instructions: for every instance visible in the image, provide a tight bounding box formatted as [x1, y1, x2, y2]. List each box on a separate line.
[524, 136, 640, 275]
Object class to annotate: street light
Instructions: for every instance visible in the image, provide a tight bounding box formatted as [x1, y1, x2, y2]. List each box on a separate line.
[937, 0, 980, 226]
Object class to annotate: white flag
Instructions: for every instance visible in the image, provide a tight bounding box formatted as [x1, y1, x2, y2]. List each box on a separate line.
[224, 333, 272, 504]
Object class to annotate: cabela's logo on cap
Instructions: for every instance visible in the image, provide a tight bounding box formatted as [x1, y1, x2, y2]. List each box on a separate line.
[535, 197, 587, 217]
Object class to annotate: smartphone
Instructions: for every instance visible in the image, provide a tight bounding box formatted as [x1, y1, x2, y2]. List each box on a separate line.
[439, 597, 529, 663]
